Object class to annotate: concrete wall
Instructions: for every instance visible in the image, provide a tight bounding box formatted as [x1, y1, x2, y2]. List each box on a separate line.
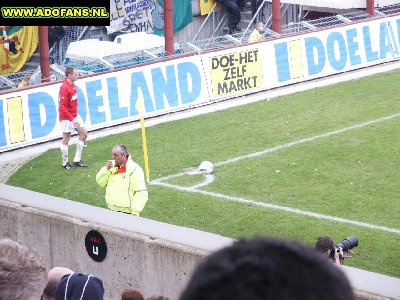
[0, 183, 399, 300]
[0, 183, 232, 299]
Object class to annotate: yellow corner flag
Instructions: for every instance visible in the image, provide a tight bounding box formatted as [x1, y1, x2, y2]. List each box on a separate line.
[138, 91, 150, 182]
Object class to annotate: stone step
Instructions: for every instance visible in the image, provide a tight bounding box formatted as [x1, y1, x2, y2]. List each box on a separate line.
[20, 49, 40, 72]
[241, 10, 252, 19]
[87, 26, 111, 41]
[22, 61, 39, 68]
[222, 18, 252, 33]
[242, 18, 252, 25]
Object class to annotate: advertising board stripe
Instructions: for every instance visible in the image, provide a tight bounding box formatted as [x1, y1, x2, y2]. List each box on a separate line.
[289, 39, 304, 79]
[7, 97, 25, 144]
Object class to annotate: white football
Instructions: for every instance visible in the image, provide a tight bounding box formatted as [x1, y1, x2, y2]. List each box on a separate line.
[199, 161, 213, 174]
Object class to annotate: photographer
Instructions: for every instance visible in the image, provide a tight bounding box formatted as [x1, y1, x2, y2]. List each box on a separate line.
[315, 236, 344, 264]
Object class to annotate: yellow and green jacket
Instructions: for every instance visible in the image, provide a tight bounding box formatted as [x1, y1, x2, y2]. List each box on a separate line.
[248, 29, 264, 43]
[96, 156, 148, 216]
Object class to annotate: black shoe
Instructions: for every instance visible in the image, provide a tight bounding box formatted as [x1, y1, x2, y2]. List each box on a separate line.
[73, 160, 88, 168]
[62, 162, 75, 170]
[229, 28, 235, 35]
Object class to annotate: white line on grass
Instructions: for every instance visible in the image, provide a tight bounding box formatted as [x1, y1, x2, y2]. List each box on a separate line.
[152, 180, 400, 234]
[154, 113, 400, 183]
[151, 113, 400, 234]
[214, 113, 400, 167]
[190, 174, 215, 189]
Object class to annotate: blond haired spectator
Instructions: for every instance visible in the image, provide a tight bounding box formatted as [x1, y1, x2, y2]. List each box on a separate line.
[248, 22, 265, 43]
[0, 238, 47, 300]
[17, 79, 29, 88]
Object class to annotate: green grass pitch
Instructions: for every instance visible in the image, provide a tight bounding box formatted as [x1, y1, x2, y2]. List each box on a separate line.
[8, 68, 400, 278]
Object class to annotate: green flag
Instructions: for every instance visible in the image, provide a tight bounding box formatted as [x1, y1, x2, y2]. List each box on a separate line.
[152, 0, 193, 35]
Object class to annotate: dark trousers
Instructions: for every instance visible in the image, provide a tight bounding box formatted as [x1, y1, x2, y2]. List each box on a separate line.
[251, 0, 263, 18]
[236, 0, 246, 10]
[218, 0, 241, 30]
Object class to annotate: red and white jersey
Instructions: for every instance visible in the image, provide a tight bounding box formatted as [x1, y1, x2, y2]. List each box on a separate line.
[59, 79, 78, 121]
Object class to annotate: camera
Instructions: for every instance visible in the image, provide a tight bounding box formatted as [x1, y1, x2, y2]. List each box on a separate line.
[335, 236, 358, 251]
[329, 236, 358, 260]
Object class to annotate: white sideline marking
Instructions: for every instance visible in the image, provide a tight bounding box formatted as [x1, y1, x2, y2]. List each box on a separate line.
[152, 180, 400, 234]
[214, 113, 400, 167]
[154, 114, 400, 183]
[151, 113, 400, 234]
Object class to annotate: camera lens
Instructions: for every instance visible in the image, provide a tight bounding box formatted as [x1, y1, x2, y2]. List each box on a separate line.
[336, 236, 358, 251]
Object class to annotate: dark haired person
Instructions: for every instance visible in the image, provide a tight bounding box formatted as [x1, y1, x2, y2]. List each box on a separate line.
[96, 144, 148, 216]
[122, 287, 145, 300]
[55, 273, 104, 300]
[48, 26, 67, 49]
[315, 236, 344, 264]
[216, 0, 241, 34]
[179, 236, 354, 300]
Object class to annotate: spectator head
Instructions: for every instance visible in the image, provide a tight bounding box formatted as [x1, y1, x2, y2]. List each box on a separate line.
[179, 236, 354, 300]
[122, 287, 144, 300]
[315, 236, 335, 254]
[255, 21, 264, 32]
[42, 267, 74, 300]
[55, 273, 104, 300]
[0, 238, 47, 300]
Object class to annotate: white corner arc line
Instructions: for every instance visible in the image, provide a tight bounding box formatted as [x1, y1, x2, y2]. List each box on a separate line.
[150, 113, 400, 234]
[151, 180, 400, 234]
[153, 113, 400, 184]
[190, 174, 215, 189]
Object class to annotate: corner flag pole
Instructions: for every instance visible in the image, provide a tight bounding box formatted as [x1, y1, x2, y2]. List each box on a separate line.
[138, 91, 150, 183]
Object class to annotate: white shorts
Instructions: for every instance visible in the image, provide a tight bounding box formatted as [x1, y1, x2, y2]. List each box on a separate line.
[60, 114, 85, 133]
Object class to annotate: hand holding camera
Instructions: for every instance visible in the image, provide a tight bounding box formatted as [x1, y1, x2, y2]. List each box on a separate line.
[331, 246, 344, 264]
[329, 236, 358, 264]
[316, 236, 358, 265]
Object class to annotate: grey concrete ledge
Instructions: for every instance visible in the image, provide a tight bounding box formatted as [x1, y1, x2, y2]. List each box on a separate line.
[1, 183, 400, 299]
[0, 183, 234, 253]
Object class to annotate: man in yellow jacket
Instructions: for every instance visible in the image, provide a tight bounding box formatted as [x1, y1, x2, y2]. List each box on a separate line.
[96, 144, 148, 216]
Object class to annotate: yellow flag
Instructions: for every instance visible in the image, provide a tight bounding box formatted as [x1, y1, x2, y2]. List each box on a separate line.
[200, 0, 217, 15]
[138, 91, 150, 182]
[0, 26, 39, 75]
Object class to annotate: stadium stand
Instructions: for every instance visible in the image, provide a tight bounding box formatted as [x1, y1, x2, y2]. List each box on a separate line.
[64, 33, 184, 73]
[1, 2, 400, 90]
